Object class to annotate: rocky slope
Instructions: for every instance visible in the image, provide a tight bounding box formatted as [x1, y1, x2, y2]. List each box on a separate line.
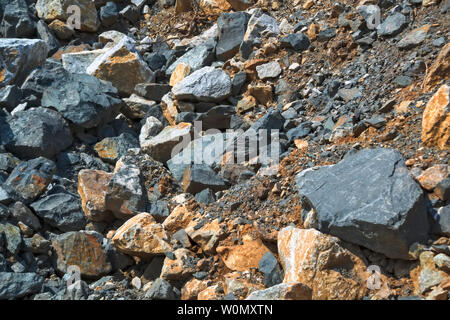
[0, 0, 449, 300]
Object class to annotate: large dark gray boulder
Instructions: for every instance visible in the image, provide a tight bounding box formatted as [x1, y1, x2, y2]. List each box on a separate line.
[41, 72, 124, 129]
[0, 272, 44, 299]
[295, 148, 429, 260]
[5, 107, 73, 159]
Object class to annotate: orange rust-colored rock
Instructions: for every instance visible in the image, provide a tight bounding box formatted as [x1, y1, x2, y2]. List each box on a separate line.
[185, 219, 226, 254]
[421, 84, 450, 150]
[423, 44, 450, 92]
[160, 248, 197, 280]
[162, 204, 196, 235]
[277, 226, 369, 300]
[248, 83, 273, 106]
[417, 164, 449, 191]
[112, 213, 172, 258]
[52, 231, 112, 278]
[181, 278, 209, 300]
[216, 234, 270, 271]
[200, 0, 231, 15]
[78, 169, 114, 222]
[169, 63, 191, 87]
[198, 285, 223, 300]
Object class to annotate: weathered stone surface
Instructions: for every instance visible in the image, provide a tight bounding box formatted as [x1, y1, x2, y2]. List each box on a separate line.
[246, 283, 312, 300]
[105, 160, 146, 219]
[135, 83, 171, 102]
[36, 0, 100, 32]
[278, 227, 369, 300]
[377, 12, 408, 37]
[98, 30, 126, 45]
[169, 63, 191, 87]
[279, 33, 310, 52]
[295, 148, 428, 260]
[185, 219, 226, 254]
[48, 19, 74, 40]
[181, 278, 208, 300]
[94, 133, 139, 164]
[417, 164, 449, 191]
[78, 169, 114, 222]
[87, 37, 155, 97]
[41, 71, 124, 129]
[172, 66, 232, 103]
[423, 43, 450, 92]
[0, 272, 44, 299]
[112, 213, 172, 258]
[5, 157, 56, 204]
[4, 107, 73, 159]
[99, 1, 118, 27]
[0, 85, 22, 112]
[123, 94, 157, 120]
[182, 164, 228, 194]
[216, 12, 250, 61]
[417, 251, 444, 294]
[36, 20, 60, 55]
[397, 24, 430, 50]
[225, 0, 254, 11]
[432, 205, 450, 237]
[61, 48, 107, 74]
[160, 248, 197, 280]
[166, 44, 215, 76]
[10, 202, 41, 231]
[256, 61, 282, 80]
[141, 122, 193, 163]
[216, 235, 270, 272]
[162, 204, 196, 235]
[52, 231, 112, 277]
[421, 84, 449, 150]
[139, 116, 163, 147]
[0, 38, 48, 87]
[145, 277, 178, 300]
[0, 0, 35, 38]
[31, 193, 86, 232]
[258, 251, 283, 288]
[0, 222, 22, 255]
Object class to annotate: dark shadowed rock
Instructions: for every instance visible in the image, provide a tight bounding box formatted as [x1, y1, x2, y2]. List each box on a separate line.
[295, 148, 429, 259]
[0, 272, 44, 299]
[30, 193, 87, 232]
[182, 164, 228, 195]
[5, 107, 73, 159]
[0, 0, 35, 38]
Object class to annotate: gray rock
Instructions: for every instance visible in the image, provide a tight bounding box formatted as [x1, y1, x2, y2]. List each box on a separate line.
[61, 49, 107, 74]
[23, 233, 50, 254]
[0, 223, 22, 255]
[100, 2, 119, 27]
[377, 13, 408, 37]
[41, 72, 124, 129]
[4, 107, 73, 159]
[216, 12, 250, 61]
[246, 283, 312, 300]
[1, 0, 35, 38]
[258, 252, 283, 287]
[196, 105, 236, 130]
[105, 162, 147, 219]
[0, 85, 22, 112]
[317, 28, 337, 42]
[94, 132, 139, 164]
[182, 164, 228, 195]
[123, 94, 157, 120]
[280, 33, 310, 52]
[10, 202, 41, 231]
[165, 44, 215, 76]
[135, 83, 171, 102]
[64, 280, 91, 300]
[139, 116, 163, 147]
[120, 5, 139, 23]
[256, 61, 282, 80]
[194, 188, 216, 204]
[0, 272, 43, 299]
[145, 277, 178, 300]
[431, 204, 450, 237]
[0, 38, 48, 87]
[243, 11, 279, 47]
[5, 157, 56, 204]
[295, 148, 428, 260]
[433, 253, 450, 272]
[30, 193, 86, 232]
[397, 25, 429, 49]
[36, 20, 60, 55]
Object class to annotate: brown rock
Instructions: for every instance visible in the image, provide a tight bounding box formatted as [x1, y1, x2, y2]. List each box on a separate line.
[185, 219, 226, 254]
[52, 231, 112, 278]
[421, 84, 450, 150]
[112, 213, 172, 258]
[48, 19, 74, 40]
[78, 169, 114, 222]
[169, 63, 191, 87]
[175, 0, 193, 14]
[200, 0, 231, 15]
[417, 164, 449, 191]
[198, 285, 223, 300]
[278, 226, 369, 300]
[162, 205, 196, 235]
[236, 95, 257, 114]
[181, 278, 208, 300]
[248, 83, 273, 105]
[216, 234, 270, 271]
[160, 248, 198, 280]
[423, 44, 450, 92]
[225, 0, 254, 11]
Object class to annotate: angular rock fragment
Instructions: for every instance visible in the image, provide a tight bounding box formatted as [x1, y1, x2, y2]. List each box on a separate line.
[421, 84, 449, 150]
[0, 272, 44, 299]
